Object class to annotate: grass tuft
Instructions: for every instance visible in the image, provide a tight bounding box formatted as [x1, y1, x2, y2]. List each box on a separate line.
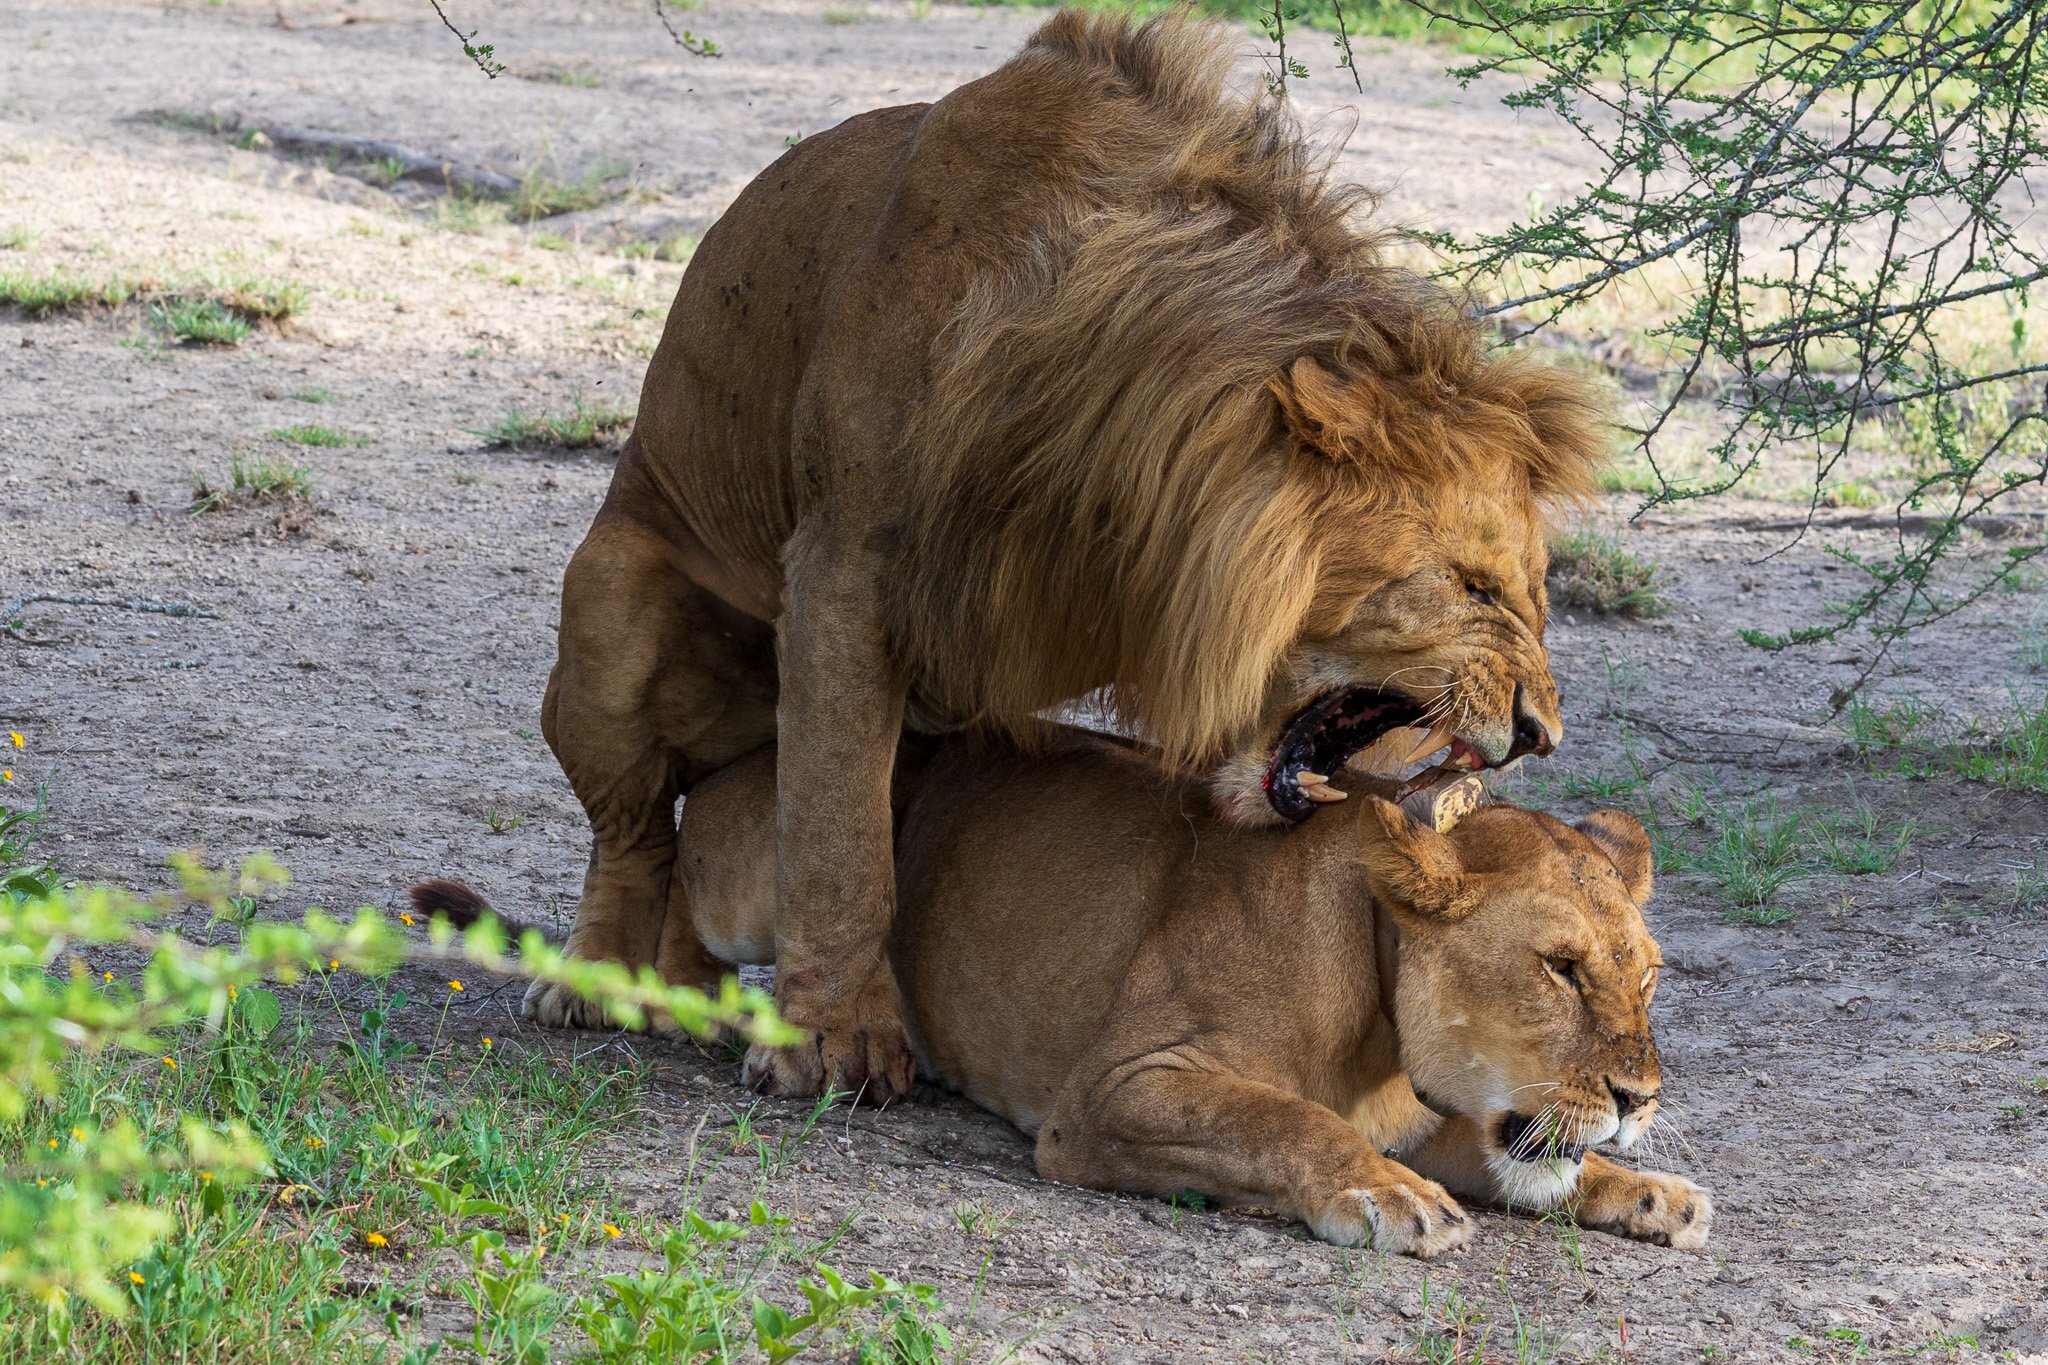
[272, 425, 370, 449]
[151, 297, 249, 346]
[0, 270, 133, 315]
[1547, 528, 1668, 618]
[478, 397, 633, 451]
[191, 451, 315, 511]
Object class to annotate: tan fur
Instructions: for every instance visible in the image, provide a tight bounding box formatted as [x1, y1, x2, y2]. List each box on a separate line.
[529, 10, 1609, 1102]
[679, 733, 1711, 1254]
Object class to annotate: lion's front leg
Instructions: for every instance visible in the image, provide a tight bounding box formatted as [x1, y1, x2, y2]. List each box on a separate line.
[740, 521, 915, 1105]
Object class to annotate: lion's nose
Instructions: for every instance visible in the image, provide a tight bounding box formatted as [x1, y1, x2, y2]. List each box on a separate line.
[1508, 686, 1555, 760]
[1608, 1081, 1653, 1118]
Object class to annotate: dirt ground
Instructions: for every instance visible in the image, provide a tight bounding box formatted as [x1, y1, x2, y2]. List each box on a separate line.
[3, 1, 2046, 1360]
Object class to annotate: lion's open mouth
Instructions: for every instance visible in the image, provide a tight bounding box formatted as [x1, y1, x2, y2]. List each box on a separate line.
[1498, 1112, 1586, 1165]
[1260, 687, 1492, 823]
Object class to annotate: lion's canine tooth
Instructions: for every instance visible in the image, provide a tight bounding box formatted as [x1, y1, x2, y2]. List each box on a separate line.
[1304, 784, 1348, 803]
[1296, 771, 1330, 787]
[1406, 727, 1455, 763]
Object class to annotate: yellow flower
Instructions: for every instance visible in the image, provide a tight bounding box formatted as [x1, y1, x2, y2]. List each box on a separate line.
[102, 971, 113, 982]
[304, 1136, 323, 1148]
[602, 1223, 622, 1239]
[447, 980, 464, 992]
[481, 1037, 494, 1050]
[200, 1172, 213, 1183]
[328, 960, 339, 970]
[365, 1232, 389, 1249]
[227, 984, 238, 998]
[128, 1271, 144, 1285]
[46, 1138, 57, 1149]
[2, 771, 12, 784]
[160, 1057, 177, 1069]
[400, 913, 415, 927]
[70, 1128, 83, 1142]
[7, 732, 22, 748]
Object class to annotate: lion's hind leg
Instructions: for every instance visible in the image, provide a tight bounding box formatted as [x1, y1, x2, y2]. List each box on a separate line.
[526, 503, 777, 1031]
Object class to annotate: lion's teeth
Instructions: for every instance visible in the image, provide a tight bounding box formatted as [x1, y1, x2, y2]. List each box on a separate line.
[1406, 727, 1455, 763]
[1296, 771, 1330, 787]
[1304, 784, 1349, 803]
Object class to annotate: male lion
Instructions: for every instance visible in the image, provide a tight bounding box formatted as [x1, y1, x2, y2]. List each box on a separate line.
[677, 737, 1712, 1256]
[530, 10, 1608, 1105]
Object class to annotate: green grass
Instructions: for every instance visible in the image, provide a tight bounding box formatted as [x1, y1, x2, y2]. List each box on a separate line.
[1642, 782, 1917, 923]
[191, 451, 315, 511]
[478, 397, 634, 450]
[1547, 528, 1668, 618]
[510, 161, 635, 221]
[150, 297, 248, 346]
[620, 234, 696, 264]
[271, 425, 369, 449]
[0, 269, 306, 326]
[0, 270, 133, 315]
[0, 984, 959, 1362]
[287, 387, 333, 404]
[0, 226, 33, 251]
[1844, 692, 2048, 794]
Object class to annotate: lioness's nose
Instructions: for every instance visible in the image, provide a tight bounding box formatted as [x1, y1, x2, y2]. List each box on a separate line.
[1608, 1081, 1654, 1117]
[1508, 685, 1555, 759]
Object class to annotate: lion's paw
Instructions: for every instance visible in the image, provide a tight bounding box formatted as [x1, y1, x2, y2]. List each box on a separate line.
[1309, 1172, 1472, 1258]
[1594, 1169, 1712, 1250]
[521, 978, 624, 1031]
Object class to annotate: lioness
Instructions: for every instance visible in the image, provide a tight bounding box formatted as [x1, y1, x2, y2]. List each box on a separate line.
[533, 10, 1609, 1104]
[677, 737, 1712, 1255]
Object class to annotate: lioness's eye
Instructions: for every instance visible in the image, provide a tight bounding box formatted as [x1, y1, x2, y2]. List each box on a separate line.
[1467, 582, 1497, 607]
[1545, 956, 1580, 987]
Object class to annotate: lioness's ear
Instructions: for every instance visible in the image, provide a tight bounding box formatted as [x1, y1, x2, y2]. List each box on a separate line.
[1357, 796, 1478, 919]
[1272, 356, 1374, 462]
[1576, 810, 1653, 906]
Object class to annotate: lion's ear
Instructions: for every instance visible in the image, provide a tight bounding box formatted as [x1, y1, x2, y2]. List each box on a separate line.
[1272, 355, 1374, 462]
[1576, 810, 1654, 907]
[1357, 796, 1480, 920]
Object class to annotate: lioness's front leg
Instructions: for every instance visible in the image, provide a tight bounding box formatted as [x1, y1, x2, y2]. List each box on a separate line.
[740, 520, 915, 1104]
[1037, 1066, 1472, 1258]
[1570, 1153, 1713, 1249]
[1400, 1116, 1712, 1249]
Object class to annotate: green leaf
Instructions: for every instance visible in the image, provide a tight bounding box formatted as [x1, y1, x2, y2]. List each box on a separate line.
[238, 987, 282, 1039]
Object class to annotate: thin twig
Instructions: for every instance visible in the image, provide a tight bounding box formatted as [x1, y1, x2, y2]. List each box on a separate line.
[3, 593, 220, 642]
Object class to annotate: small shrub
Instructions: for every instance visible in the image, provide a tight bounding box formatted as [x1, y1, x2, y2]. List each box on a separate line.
[271, 425, 369, 448]
[151, 297, 249, 346]
[478, 397, 633, 451]
[1547, 528, 1668, 618]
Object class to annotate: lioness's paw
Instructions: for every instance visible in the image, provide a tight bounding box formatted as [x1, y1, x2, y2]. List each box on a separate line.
[1309, 1174, 1472, 1259]
[1595, 1170, 1712, 1250]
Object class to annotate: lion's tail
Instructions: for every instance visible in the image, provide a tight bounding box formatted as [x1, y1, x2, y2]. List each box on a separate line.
[405, 879, 555, 942]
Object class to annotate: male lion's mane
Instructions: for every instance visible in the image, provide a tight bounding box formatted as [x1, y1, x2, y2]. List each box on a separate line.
[893, 11, 1608, 765]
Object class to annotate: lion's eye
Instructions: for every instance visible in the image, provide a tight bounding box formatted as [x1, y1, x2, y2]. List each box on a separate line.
[1466, 582, 1497, 607]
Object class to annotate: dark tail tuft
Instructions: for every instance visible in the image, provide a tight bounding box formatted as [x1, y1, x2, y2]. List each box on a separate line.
[408, 878, 495, 929]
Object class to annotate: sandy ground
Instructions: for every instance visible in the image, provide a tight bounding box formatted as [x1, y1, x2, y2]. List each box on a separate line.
[3, 1, 2046, 1360]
